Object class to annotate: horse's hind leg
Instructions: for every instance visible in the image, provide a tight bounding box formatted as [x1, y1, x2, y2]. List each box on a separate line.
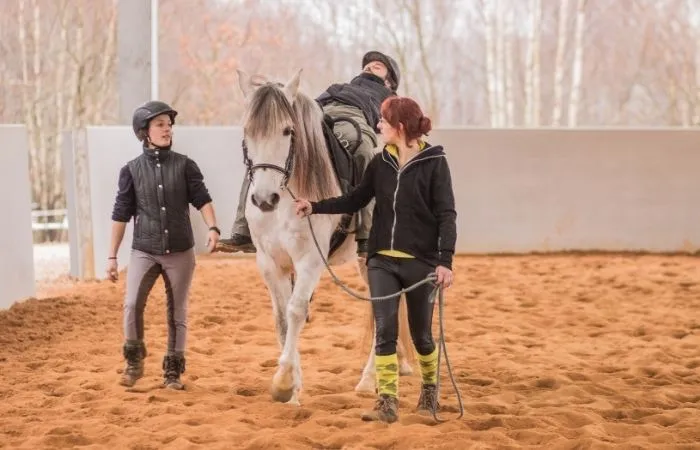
[354, 300, 414, 392]
[355, 261, 375, 392]
[355, 306, 376, 392]
[355, 261, 414, 392]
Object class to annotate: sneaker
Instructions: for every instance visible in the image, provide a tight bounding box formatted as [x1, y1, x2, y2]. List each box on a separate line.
[361, 394, 399, 423]
[216, 233, 256, 253]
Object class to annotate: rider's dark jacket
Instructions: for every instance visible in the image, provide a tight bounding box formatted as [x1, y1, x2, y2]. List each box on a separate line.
[316, 72, 394, 131]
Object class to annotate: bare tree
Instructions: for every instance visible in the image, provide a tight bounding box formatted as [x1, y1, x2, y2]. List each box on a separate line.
[480, 0, 499, 126]
[503, 2, 516, 126]
[567, 0, 587, 126]
[524, 0, 542, 126]
[551, 0, 570, 126]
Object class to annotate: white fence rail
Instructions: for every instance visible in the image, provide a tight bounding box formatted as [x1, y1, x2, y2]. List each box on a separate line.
[31, 208, 68, 231]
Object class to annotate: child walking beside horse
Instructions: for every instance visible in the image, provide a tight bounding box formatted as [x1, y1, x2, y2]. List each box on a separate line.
[107, 101, 221, 390]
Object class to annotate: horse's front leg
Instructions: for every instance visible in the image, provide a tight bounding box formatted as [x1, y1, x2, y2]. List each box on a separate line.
[256, 253, 293, 358]
[271, 256, 322, 406]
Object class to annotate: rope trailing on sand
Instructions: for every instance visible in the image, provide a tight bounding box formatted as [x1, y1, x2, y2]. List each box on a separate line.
[286, 187, 464, 422]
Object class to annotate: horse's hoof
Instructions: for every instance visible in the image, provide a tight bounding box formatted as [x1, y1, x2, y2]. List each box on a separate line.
[271, 365, 295, 402]
[285, 393, 301, 406]
[271, 385, 295, 403]
[354, 376, 375, 393]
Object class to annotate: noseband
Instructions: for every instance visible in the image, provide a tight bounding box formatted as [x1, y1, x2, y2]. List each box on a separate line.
[241, 129, 296, 187]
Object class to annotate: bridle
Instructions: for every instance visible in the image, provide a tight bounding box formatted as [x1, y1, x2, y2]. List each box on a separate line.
[241, 128, 296, 188]
[241, 80, 297, 188]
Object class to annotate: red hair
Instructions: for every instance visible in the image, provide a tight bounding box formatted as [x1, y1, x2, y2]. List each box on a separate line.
[380, 96, 432, 142]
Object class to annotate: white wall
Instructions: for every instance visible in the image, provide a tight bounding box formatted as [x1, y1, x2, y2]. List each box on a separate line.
[429, 128, 700, 253]
[0, 125, 35, 309]
[67, 126, 245, 279]
[67, 126, 700, 281]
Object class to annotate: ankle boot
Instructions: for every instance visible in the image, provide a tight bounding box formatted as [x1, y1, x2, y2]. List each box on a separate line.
[416, 383, 439, 415]
[360, 353, 400, 423]
[361, 394, 399, 423]
[120, 341, 146, 387]
[162, 353, 186, 390]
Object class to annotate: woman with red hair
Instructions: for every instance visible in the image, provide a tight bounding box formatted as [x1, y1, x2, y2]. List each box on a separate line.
[295, 96, 457, 423]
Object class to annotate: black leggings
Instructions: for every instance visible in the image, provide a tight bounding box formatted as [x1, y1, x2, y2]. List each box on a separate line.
[368, 254, 437, 356]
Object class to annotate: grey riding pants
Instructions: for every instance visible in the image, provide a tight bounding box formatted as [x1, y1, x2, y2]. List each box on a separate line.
[123, 248, 196, 354]
[231, 176, 251, 237]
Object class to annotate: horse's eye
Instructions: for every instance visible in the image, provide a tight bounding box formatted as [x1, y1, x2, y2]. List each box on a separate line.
[283, 127, 293, 136]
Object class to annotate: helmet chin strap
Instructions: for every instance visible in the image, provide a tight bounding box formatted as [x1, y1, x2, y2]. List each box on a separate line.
[144, 134, 173, 151]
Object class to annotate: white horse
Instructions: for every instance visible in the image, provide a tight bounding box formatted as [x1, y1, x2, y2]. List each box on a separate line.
[236, 68, 414, 405]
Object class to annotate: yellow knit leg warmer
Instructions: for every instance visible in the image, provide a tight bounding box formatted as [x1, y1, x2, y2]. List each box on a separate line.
[417, 348, 438, 385]
[375, 353, 399, 398]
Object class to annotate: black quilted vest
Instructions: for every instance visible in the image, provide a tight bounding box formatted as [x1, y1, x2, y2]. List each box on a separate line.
[127, 147, 194, 255]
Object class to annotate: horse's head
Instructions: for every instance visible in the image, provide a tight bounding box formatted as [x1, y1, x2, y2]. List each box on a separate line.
[237, 68, 302, 212]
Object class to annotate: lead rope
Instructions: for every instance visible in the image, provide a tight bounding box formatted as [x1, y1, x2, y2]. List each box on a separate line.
[284, 186, 464, 422]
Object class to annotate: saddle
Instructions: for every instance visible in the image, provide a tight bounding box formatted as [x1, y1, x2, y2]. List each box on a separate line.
[320, 113, 362, 257]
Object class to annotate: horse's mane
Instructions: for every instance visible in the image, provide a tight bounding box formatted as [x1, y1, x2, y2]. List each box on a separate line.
[243, 75, 339, 201]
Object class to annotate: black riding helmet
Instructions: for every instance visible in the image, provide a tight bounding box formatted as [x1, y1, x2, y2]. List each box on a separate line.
[132, 100, 178, 143]
[362, 51, 401, 92]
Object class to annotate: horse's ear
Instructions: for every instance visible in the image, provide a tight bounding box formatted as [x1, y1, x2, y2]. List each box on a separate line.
[237, 68, 254, 99]
[283, 68, 302, 102]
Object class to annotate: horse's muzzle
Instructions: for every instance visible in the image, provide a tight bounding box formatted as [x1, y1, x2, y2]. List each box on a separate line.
[251, 192, 280, 212]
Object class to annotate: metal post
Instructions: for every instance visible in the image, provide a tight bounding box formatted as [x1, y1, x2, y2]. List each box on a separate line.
[151, 0, 159, 100]
[117, 0, 153, 124]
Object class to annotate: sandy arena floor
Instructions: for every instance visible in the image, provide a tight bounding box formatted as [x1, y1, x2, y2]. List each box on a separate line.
[1, 253, 699, 449]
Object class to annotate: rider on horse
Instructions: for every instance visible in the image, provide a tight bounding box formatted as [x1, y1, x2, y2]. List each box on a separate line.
[217, 50, 401, 257]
